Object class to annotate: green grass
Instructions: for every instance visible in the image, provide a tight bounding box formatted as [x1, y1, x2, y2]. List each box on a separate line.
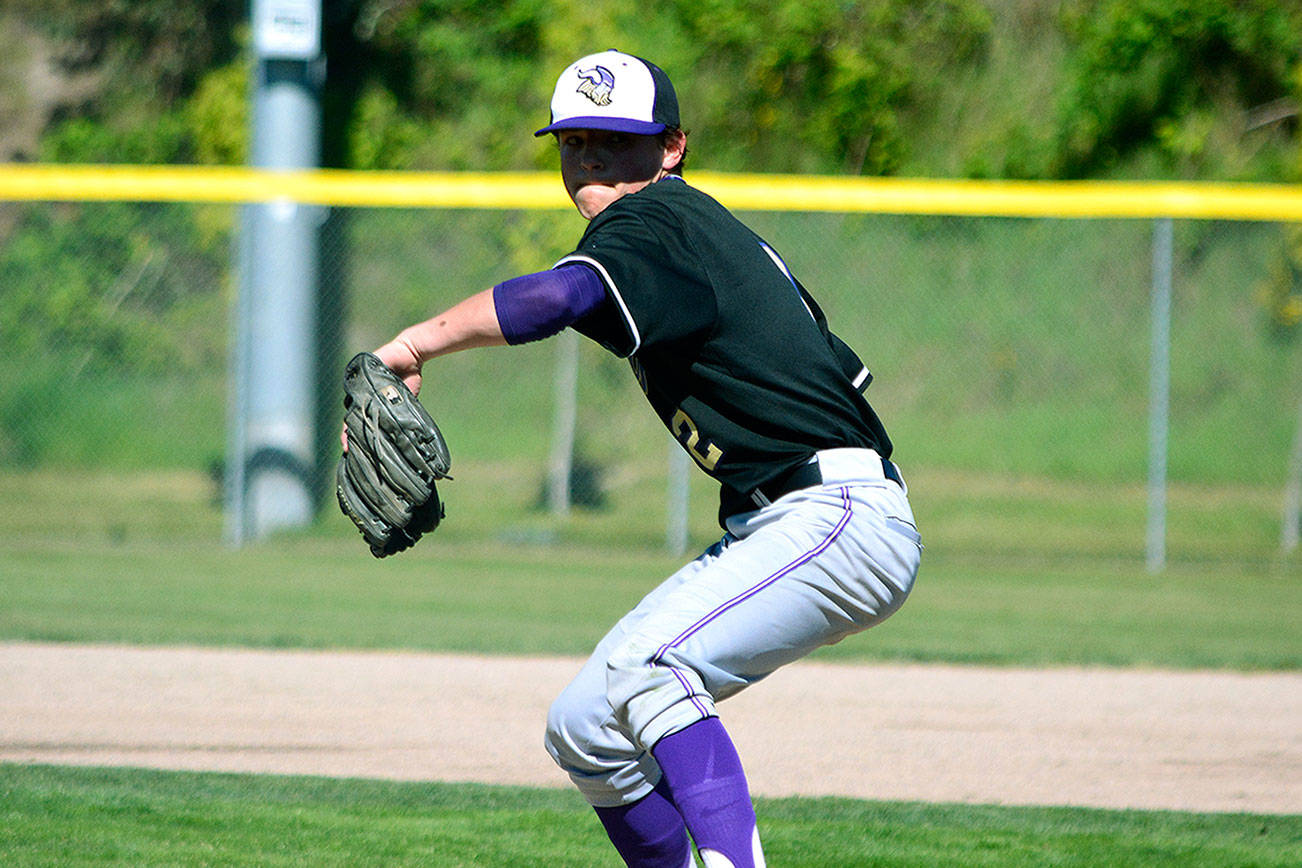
[2, 764, 1298, 867]
[1, 540, 1296, 669]
[0, 539, 658, 657]
[1, 467, 1297, 669]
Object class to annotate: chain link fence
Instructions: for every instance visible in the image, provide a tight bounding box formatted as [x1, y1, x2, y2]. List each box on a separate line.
[2, 181, 1300, 566]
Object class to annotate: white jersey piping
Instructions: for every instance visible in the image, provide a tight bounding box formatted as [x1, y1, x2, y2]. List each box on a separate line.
[553, 254, 642, 356]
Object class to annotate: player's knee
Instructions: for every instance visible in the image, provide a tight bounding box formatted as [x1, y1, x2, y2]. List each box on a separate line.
[545, 676, 666, 806]
[604, 638, 654, 681]
[603, 639, 657, 721]
[544, 683, 592, 770]
[606, 640, 715, 750]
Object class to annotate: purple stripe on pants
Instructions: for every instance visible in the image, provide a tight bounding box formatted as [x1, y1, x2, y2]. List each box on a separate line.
[650, 486, 854, 669]
[670, 667, 711, 719]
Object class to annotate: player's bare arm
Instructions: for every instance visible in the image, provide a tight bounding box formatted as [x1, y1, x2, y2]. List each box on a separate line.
[373, 288, 507, 395]
[341, 289, 505, 451]
[368, 88, 689, 397]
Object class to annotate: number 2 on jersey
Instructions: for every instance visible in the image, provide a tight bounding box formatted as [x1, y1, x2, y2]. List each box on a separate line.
[671, 408, 723, 471]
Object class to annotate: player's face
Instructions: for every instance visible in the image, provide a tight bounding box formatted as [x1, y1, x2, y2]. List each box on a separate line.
[558, 129, 672, 220]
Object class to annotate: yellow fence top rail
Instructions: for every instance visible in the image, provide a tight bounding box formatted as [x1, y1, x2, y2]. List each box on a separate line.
[2, 163, 1302, 221]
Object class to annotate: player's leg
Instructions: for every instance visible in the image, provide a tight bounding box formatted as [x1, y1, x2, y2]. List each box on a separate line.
[546, 539, 733, 866]
[548, 629, 692, 868]
[548, 462, 920, 866]
[572, 709, 761, 868]
[548, 657, 692, 868]
[652, 716, 764, 868]
[607, 470, 921, 867]
[593, 776, 694, 868]
[607, 479, 920, 750]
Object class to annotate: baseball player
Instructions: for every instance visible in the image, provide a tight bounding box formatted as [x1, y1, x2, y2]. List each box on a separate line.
[369, 50, 921, 868]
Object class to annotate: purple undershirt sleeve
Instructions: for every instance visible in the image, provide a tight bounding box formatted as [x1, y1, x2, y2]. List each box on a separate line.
[492, 264, 608, 345]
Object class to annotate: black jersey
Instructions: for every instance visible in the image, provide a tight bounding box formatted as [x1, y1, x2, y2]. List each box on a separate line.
[557, 176, 891, 517]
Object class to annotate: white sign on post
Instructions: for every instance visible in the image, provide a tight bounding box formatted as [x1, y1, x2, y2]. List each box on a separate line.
[253, 0, 321, 60]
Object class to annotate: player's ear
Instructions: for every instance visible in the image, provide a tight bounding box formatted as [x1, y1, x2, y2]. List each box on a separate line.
[660, 128, 687, 173]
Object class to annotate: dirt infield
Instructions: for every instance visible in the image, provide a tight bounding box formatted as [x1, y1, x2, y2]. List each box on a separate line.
[1, 641, 1298, 814]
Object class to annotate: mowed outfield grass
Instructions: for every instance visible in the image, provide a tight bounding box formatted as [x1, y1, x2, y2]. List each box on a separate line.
[2, 535, 1299, 668]
[0, 465, 1298, 668]
[2, 765, 1298, 868]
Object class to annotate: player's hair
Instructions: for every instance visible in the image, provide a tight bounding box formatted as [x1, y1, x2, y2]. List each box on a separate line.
[659, 126, 688, 176]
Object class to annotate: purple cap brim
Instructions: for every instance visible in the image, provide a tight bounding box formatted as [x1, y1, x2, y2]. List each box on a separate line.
[534, 116, 667, 137]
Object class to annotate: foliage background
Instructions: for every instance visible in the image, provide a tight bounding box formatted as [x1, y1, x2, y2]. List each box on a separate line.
[4, 0, 1300, 178]
[1, 1, 1301, 548]
[3, 0, 1300, 392]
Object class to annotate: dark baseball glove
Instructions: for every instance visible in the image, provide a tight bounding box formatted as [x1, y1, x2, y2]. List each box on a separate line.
[336, 352, 451, 557]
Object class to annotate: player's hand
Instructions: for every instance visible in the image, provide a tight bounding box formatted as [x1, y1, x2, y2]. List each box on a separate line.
[372, 335, 424, 396]
[342, 335, 424, 453]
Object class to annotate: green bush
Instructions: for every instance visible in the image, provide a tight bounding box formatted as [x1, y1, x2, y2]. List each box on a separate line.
[1055, 0, 1302, 178]
[10, 0, 1301, 178]
[663, 0, 992, 175]
[0, 203, 228, 376]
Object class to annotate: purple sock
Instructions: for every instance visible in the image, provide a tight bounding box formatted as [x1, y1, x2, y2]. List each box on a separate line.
[652, 717, 761, 868]
[593, 777, 692, 868]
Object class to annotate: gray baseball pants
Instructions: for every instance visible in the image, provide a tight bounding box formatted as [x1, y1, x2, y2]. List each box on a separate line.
[544, 448, 922, 807]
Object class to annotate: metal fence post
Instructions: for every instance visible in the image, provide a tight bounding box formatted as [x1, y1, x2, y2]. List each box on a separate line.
[1147, 217, 1173, 572]
[1283, 398, 1302, 553]
[667, 439, 690, 556]
[547, 329, 579, 516]
[227, 0, 324, 544]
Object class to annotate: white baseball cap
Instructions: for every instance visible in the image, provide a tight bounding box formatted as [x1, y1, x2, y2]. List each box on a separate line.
[534, 49, 680, 137]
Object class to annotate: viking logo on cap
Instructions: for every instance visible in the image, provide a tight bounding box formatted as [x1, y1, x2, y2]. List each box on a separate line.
[576, 65, 615, 106]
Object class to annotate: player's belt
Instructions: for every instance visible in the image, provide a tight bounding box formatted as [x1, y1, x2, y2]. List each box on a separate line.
[880, 458, 904, 487]
[750, 454, 903, 508]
